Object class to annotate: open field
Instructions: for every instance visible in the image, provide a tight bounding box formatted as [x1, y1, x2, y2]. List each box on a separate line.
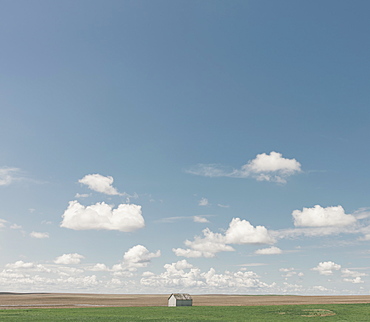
[1, 304, 370, 321]
[1, 293, 370, 309]
[1, 294, 370, 321]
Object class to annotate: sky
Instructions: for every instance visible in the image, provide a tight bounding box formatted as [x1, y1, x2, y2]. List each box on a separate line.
[1, 0, 370, 295]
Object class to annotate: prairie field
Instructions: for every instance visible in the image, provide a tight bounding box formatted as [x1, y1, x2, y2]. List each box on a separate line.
[1, 304, 370, 321]
[1, 293, 370, 321]
[1, 293, 370, 309]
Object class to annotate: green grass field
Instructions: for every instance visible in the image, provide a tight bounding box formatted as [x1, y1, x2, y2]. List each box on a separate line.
[0, 303, 369, 321]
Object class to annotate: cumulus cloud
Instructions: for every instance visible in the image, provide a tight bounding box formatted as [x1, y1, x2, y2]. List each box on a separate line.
[60, 200, 145, 232]
[30, 231, 49, 239]
[123, 245, 161, 269]
[89, 263, 110, 272]
[140, 260, 271, 291]
[225, 218, 275, 244]
[78, 174, 122, 196]
[198, 198, 209, 206]
[359, 224, 370, 240]
[262, 205, 370, 240]
[255, 246, 282, 255]
[5, 261, 50, 272]
[174, 218, 274, 258]
[172, 248, 204, 258]
[0, 219, 7, 228]
[343, 277, 364, 284]
[241, 151, 301, 183]
[312, 261, 341, 275]
[112, 245, 160, 272]
[186, 152, 301, 183]
[293, 205, 356, 227]
[54, 253, 85, 265]
[193, 216, 209, 223]
[279, 267, 304, 278]
[0, 167, 21, 186]
[341, 268, 367, 282]
[0, 270, 99, 291]
[313, 285, 328, 292]
[279, 268, 295, 277]
[173, 228, 234, 258]
[6, 261, 36, 269]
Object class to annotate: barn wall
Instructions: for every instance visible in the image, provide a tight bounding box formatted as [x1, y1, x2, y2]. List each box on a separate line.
[176, 299, 192, 306]
[168, 296, 177, 307]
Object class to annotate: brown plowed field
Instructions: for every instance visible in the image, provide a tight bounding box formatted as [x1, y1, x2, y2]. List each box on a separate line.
[1, 293, 370, 309]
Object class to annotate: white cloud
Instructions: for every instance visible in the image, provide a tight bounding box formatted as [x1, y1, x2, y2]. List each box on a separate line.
[56, 266, 84, 276]
[78, 174, 122, 196]
[123, 245, 161, 269]
[5, 261, 50, 272]
[255, 246, 282, 255]
[313, 285, 328, 292]
[6, 261, 36, 269]
[352, 208, 370, 220]
[238, 263, 267, 267]
[279, 267, 304, 279]
[225, 218, 275, 245]
[89, 263, 110, 271]
[159, 216, 211, 224]
[187, 152, 301, 183]
[312, 261, 341, 275]
[54, 253, 85, 265]
[174, 228, 234, 258]
[343, 277, 364, 284]
[112, 245, 160, 272]
[0, 219, 8, 228]
[0, 167, 21, 186]
[193, 216, 209, 223]
[60, 200, 145, 232]
[279, 268, 296, 278]
[262, 205, 370, 240]
[198, 198, 209, 206]
[359, 226, 370, 240]
[274, 226, 355, 239]
[10, 224, 22, 230]
[241, 151, 301, 183]
[140, 260, 271, 291]
[157, 216, 188, 223]
[186, 164, 232, 178]
[30, 231, 49, 239]
[279, 268, 294, 272]
[142, 271, 155, 277]
[174, 218, 274, 258]
[341, 268, 367, 278]
[293, 205, 356, 227]
[75, 193, 90, 198]
[172, 248, 204, 258]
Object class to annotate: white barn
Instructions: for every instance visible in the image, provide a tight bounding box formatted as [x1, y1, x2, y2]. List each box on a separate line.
[168, 293, 192, 307]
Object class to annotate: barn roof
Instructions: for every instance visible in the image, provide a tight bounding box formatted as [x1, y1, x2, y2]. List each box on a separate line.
[169, 293, 192, 300]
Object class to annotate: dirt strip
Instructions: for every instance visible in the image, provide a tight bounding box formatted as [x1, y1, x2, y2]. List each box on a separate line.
[1, 293, 370, 309]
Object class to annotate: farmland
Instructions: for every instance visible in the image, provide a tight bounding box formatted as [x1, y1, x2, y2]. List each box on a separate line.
[1, 293, 370, 321]
[1, 304, 370, 321]
[1, 293, 370, 309]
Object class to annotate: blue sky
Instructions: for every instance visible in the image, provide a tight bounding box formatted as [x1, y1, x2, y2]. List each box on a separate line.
[1, 0, 370, 294]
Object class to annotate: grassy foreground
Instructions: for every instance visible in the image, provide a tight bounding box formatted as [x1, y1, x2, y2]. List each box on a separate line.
[0, 303, 369, 321]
